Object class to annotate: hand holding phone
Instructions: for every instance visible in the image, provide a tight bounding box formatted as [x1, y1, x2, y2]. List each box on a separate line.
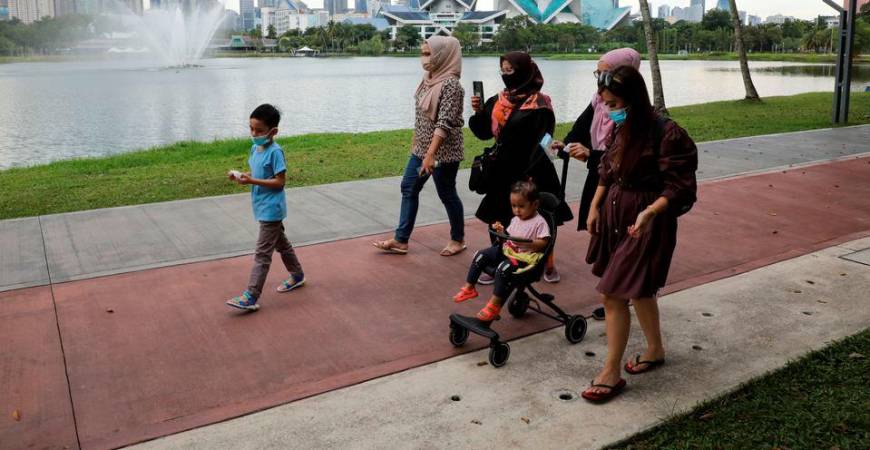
[472, 81, 484, 112]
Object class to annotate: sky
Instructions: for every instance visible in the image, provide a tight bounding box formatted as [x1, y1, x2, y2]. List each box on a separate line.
[620, 1, 834, 20]
[218, 0, 837, 20]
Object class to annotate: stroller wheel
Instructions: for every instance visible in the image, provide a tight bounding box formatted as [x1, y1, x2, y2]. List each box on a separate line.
[565, 315, 588, 344]
[488, 342, 510, 368]
[449, 324, 469, 347]
[508, 291, 530, 318]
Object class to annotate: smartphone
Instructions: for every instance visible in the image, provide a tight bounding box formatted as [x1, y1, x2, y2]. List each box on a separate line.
[539, 133, 553, 151]
[473, 81, 484, 100]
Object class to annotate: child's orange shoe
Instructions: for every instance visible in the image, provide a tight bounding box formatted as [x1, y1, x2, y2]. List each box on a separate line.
[453, 286, 479, 303]
[476, 301, 502, 322]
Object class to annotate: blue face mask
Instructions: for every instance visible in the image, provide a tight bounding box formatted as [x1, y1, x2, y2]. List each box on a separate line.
[609, 108, 628, 125]
[251, 129, 274, 147]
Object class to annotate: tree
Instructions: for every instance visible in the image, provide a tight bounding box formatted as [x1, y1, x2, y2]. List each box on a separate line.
[451, 23, 477, 49]
[702, 9, 732, 31]
[267, 25, 277, 40]
[638, 0, 667, 114]
[729, 0, 759, 100]
[397, 25, 420, 48]
[557, 33, 575, 53]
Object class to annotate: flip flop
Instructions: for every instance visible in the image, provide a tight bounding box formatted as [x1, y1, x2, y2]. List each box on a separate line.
[372, 240, 408, 255]
[624, 355, 666, 375]
[440, 243, 467, 257]
[581, 378, 626, 403]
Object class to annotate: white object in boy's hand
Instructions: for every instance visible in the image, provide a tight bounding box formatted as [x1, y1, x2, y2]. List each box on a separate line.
[228, 170, 242, 181]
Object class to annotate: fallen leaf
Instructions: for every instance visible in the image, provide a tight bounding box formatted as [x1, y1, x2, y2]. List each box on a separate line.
[521, 417, 530, 424]
[471, 419, 482, 425]
[106, 308, 114, 314]
[834, 185, 840, 188]
[840, 273, 847, 276]
[698, 411, 715, 421]
[476, 361, 488, 367]
[793, 290, 802, 294]
[817, 300, 828, 304]
[805, 280, 815, 285]
[768, 212, 778, 216]
[848, 352, 864, 359]
[772, 230, 779, 235]
[11, 409, 20, 421]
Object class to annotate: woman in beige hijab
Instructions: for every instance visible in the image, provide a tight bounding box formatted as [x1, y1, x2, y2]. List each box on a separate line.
[373, 36, 467, 256]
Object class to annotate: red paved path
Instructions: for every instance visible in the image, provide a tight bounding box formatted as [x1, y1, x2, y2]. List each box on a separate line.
[3, 157, 869, 450]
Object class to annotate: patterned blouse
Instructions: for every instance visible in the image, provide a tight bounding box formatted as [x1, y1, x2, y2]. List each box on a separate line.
[412, 77, 465, 163]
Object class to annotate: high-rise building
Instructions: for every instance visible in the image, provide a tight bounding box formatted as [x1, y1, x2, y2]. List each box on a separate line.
[353, 0, 365, 13]
[324, 0, 343, 16]
[9, 0, 55, 23]
[124, 0, 143, 14]
[715, 0, 728, 11]
[240, 0, 255, 30]
[657, 4, 669, 19]
[690, 0, 704, 10]
[52, 0, 75, 16]
[0, 0, 9, 20]
[747, 14, 761, 26]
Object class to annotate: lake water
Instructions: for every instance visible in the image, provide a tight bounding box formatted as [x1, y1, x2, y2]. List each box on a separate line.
[0, 57, 867, 169]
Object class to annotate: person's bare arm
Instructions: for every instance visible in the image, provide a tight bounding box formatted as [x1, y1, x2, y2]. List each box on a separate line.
[239, 171, 286, 189]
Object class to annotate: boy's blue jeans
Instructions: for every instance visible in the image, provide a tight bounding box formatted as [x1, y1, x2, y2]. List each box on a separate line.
[395, 155, 464, 244]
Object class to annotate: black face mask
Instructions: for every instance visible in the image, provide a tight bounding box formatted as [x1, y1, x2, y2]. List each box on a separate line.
[502, 73, 523, 90]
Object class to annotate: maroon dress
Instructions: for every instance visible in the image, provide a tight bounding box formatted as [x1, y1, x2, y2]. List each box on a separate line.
[586, 120, 698, 299]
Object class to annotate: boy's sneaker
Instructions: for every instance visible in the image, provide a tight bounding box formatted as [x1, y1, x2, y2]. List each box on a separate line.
[543, 268, 561, 283]
[226, 291, 259, 311]
[478, 273, 495, 285]
[277, 273, 305, 293]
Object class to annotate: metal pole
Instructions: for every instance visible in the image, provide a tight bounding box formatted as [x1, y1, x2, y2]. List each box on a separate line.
[840, 0, 858, 123]
[823, 0, 846, 123]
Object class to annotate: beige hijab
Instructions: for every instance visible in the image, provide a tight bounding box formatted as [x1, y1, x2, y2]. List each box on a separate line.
[416, 36, 462, 121]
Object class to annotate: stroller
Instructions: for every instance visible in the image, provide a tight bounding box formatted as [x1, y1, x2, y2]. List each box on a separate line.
[448, 150, 588, 367]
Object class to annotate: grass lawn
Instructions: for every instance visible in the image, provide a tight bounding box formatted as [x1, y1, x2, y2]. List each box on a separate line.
[609, 328, 870, 450]
[1, 91, 868, 219]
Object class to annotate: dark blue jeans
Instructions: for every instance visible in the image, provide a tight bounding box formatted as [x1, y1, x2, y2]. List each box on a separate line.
[395, 154, 464, 244]
[467, 245, 517, 299]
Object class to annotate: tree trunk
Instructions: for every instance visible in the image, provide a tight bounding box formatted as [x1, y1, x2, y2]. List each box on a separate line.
[729, 0, 761, 101]
[638, 0, 668, 115]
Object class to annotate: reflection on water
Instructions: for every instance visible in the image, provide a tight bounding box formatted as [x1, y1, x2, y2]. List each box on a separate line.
[0, 58, 866, 169]
[711, 64, 870, 82]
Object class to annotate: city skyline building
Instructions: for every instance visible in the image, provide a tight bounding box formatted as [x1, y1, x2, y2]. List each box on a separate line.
[240, 0, 254, 29]
[496, 0, 630, 28]
[715, 0, 726, 11]
[353, 0, 365, 13]
[9, 0, 55, 23]
[0, 0, 8, 20]
[657, 3, 669, 18]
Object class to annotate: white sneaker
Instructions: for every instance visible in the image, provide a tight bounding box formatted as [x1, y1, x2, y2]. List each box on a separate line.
[543, 269, 561, 283]
[478, 273, 495, 285]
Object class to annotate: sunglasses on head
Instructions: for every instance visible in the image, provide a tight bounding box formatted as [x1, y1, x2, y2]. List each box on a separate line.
[596, 71, 622, 89]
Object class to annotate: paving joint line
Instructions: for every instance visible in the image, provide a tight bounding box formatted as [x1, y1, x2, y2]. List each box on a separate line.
[37, 215, 82, 450]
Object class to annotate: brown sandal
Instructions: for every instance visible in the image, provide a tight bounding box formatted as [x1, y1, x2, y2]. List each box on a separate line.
[372, 240, 408, 255]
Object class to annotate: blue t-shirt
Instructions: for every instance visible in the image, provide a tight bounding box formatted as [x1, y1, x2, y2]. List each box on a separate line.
[248, 142, 287, 222]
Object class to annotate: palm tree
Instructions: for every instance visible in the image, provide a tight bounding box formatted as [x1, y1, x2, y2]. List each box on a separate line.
[638, 0, 668, 115]
[729, 0, 760, 100]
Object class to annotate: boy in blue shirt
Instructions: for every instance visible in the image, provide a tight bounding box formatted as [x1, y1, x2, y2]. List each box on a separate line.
[226, 104, 305, 311]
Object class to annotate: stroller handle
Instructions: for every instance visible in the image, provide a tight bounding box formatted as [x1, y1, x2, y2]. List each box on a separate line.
[488, 228, 533, 243]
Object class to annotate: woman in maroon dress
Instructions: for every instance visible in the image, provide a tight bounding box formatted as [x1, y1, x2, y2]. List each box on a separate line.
[581, 66, 698, 403]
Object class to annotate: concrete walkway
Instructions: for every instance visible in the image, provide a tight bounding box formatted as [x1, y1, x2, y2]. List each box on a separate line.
[1, 125, 869, 291]
[127, 237, 870, 450]
[3, 152, 870, 450]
